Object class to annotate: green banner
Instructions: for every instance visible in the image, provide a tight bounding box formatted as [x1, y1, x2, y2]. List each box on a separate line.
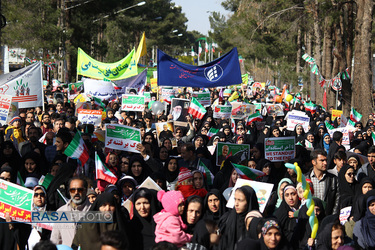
[192, 92, 210, 107]
[216, 142, 250, 166]
[0, 179, 33, 222]
[105, 124, 141, 153]
[77, 48, 137, 80]
[264, 137, 295, 162]
[121, 94, 145, 112]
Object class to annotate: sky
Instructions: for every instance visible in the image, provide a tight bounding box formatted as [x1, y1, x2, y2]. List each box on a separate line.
[172, 0, 231, 36]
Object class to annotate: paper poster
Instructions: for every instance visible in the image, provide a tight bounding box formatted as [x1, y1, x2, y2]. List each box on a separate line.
[226, 179, 274, 213]
[328, 127, 350, 145]
[155, 121, 175, 146]
[231, 102, 256, 119]
[264, 137, 295, 162]
[68, 81, 84, 99]
[170, 98, 190, 127]
[77, 109, 103, 126]
[213, 105, 232, 119]
[265, 104, 284, 116]
[0, 94, 12, 124]
[150, 78, 158, 93]
[0, 179, 33, 222]
[332, 109, 343, 121]
[105, 124, 141, 153]
[216, 142, 250, 166]
[339, 206, 352, 225]
[6, 102, 18, 124]
[75, 102, 92, 113]
[144, 92, 151, 103]
[160, 88, 175, 103]
[121, 94, 145, 112]
[192, 92, 211, 107]
[286, 111, 310, 133]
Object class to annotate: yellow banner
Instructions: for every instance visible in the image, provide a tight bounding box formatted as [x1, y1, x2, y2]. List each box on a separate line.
[76, 48, 137, 80]
[135, 32, 147, 64]
[331, 109, 343, 121]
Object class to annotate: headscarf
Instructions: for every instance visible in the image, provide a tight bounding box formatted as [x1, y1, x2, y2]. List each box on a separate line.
[351, 179, 375, 221]
[128, 188, 159, 250]
[322, 133, 331, 153]
[276, 178, 293, 208]
[191, 219, 213, 249]
[127, 155, 152, 185]
[72, 193, 129, 249]
[218, 186, 259, 250]
[360, 195, 375, 248]
[202, 189, 226, 222]
[161, 158, 180, 183]
[338, 164, 358, 208]
[183, 195, 204, 234]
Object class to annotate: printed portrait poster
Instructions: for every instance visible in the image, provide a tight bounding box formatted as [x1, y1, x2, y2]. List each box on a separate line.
[216, 142, 250, 166]
[170, 98, 190, 127]
[155, 121, 175, 146]
[226, 179, 274, 213]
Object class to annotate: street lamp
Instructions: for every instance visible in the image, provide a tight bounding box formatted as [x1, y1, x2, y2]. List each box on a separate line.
[93, 1, 146, 23]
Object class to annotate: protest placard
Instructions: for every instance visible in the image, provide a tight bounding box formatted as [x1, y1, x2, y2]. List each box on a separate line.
[155, 121, 176, 147]
[83, 78, 116, 101]
[264, 137, 295, 162]
[144, 92, 151, 103]
[216, 142, 250, 166]
[231, 102, 256, 119]
[105, 124, 141, 153]
[328, 127, 350, 145]
[150, 78, 158, 93]
[265, 104, 284, 116]
[77, 109, 102, 126]
[332, 109, 343, 121]
[226, 179, 274, 213]
[75, 102, 92, 114]
[0, 179, 33, 222]
[121, 94, 145, 112]
[213, 105, 232, 119]
[0, 94, 12, 124]
[339, 206, 352, 225]
[160, 88, 175, 103]
[286, 110, 310, 133]
[192, 92, 211, 107]
[170, 98, 190, 127]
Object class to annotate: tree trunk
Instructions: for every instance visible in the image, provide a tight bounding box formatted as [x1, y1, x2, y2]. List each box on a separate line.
[296, 28, 302, 74]
[352, 0, 374, 117]
[313, 0, 322, 103]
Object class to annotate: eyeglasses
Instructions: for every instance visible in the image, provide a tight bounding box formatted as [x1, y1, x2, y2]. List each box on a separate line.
[121, 161, 129, 164]
[237, 128, 244, 130]
[34, 193, 45, 198]
[69, 188, 85, 193]
[347, 173, 354, 177]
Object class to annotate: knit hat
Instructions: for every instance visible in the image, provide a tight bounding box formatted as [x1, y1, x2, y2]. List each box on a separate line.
[157, 190, 184, 216]
[9, 116, 21, 125]
[177, 167, 193, 186]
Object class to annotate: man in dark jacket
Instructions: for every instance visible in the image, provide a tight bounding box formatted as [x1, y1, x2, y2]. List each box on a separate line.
[306, 149, 340, 215]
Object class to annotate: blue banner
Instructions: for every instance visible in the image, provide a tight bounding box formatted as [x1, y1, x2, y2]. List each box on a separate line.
[157, 48, 242, 87]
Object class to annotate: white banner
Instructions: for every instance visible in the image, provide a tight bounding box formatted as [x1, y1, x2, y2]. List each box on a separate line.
[286, 110, 310, 133]
[0, 62, 43, 108]
[77, 109, 102, 126]
[83, 78, 116, 101]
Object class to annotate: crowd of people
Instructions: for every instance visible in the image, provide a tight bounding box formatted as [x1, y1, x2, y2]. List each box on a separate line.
[0, 84, 375, 250]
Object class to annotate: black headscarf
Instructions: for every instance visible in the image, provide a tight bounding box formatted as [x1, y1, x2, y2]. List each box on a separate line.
[46, 162, 76, 211]
[72, 192, 129, 249]
[191, 219, 214, 249]
[161, 158, 180, 183]
[338, 164, 358, 209]
[128, 188, 159, 250]
[360, 195, 375, 248]
[127, 155, 152, 185]
[218, 186, 259, 250]
[183, 195, 204, 234]
[202, 189, 227, 223]
[351, 178, 375, 221]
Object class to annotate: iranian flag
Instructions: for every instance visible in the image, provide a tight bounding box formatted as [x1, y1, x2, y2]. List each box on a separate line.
[189, 97, 207, 119]
[246, 112, 263, 126]
[197, 160, 214, 186]
[348, 119, 356, 127]
[198, 42, 202, 57]
[17, 171, 25, 187]
[325, 121, 335, 131]
[64, 131, 89, 166]
[231, 118, 236, 134]
[207, 128, 219, 139]
[232, 163, 266, 180]
[95, 152, 118, 184]
[305, 101, 317, 114]
[372, 132, 375, 145]
[350, 107, 362, 123]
